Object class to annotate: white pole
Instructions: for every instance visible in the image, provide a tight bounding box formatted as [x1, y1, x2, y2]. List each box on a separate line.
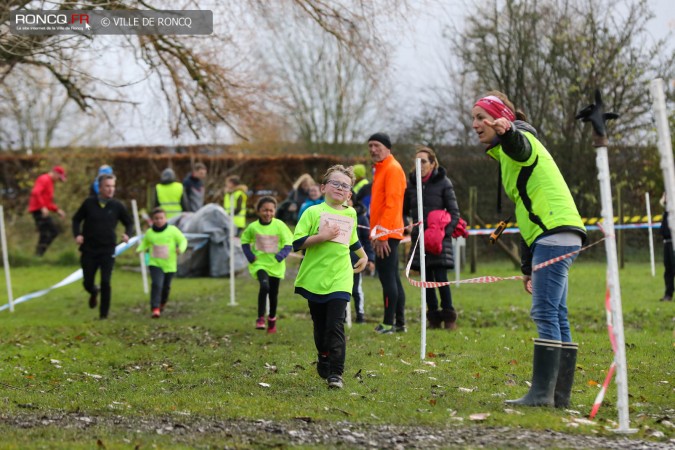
[229, 193, 236, 306]
[415, 158, 427, 360]
[454, 238, 461, 287]
[645, 193, 655, 277]
[595, 147, 636, 434]
[131, 200, 148, 294]
[0, 206, 14, 312]
[650, 79, 675, 250]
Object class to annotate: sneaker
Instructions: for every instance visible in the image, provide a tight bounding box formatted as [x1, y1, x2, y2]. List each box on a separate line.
[88, 286, 99, 309]
[374, 324, 394, 334]
[267, 317, 277, 334]
[255, 316, 265, 329]
[394, 324, 407, 333]
[151, 308, 161, 318]
[355, 314, 365, 324]
[327, 374, 344, 389]
[659, 295, 672, 302]
[317, 354, 330, 379]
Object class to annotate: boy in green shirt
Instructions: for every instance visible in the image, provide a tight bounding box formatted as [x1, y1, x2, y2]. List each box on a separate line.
[241, 196, 294, 333]
[293, 165, 368, 389]
[137, 208, 188, 318]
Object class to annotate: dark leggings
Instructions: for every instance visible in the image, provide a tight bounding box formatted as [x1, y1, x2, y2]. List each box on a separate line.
[375, 239, 406, 326]
[257, 270, 280, 318]
[425, 267, 453, 311]
[32, 211, 60, 256]
[149, 266, 174, 309]
[81, 251, 115, 318]
[308, 299, 347, 376]
[664, 241, 674, 297]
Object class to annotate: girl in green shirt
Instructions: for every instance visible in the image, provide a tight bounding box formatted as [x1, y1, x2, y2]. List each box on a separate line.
[241, 197, 293, 334]
[293, 165, 368, 389]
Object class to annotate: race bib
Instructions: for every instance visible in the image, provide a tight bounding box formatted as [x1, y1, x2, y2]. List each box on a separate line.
[256, 234, 279, 254]
[152, 244, 169, 259]
[320, 213, 354, 246]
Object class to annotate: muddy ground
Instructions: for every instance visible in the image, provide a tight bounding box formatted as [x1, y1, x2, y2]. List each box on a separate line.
[2, 412, 674, 449]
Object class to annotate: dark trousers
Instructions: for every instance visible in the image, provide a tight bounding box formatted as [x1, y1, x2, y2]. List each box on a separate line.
[375, 239, 405, 326]
[426, 267, 453, 311]
[149, 266, 175, 310]
[81, 251, 115, 318]
[32, 211, 60, 256]
[664, 240, 674, 297]
[308, 299, 347, 376]
[352, 272, 364, 316]
[257, 270, 280, 318]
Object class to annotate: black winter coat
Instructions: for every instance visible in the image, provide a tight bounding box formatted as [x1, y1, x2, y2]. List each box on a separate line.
[404, 166, 461, 270]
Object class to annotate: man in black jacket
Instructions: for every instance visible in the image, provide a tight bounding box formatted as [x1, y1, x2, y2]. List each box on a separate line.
[72, 174, 133, 318]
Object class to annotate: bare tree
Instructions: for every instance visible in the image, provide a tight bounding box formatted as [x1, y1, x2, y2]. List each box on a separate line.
[444, 0, 673, 147]
[258, 11, 386, 146]
[0, 0, 407, 141]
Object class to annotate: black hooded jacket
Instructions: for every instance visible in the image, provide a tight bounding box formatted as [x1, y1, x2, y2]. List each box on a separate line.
[403, 166, 461, 270]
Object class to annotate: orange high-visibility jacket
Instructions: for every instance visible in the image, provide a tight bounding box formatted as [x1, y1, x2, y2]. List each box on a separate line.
[370, 154, 406, 241]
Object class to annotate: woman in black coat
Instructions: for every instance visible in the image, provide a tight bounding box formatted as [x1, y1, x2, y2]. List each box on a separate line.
[404, 146, 461, 329]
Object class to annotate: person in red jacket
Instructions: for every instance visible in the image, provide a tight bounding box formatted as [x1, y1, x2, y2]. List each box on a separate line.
[368, 132, 407, 334]
[28, 166, 67, 256]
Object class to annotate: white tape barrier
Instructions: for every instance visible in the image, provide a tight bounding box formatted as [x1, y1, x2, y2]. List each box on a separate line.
[0, 236, 142, 313]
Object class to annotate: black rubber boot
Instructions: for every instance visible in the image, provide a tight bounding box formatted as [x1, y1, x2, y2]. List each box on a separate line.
[441, 309, 458, 330]
[505, 338, 561, 407]
[554, 342, 578, 408]
[426, 310, 442, 329]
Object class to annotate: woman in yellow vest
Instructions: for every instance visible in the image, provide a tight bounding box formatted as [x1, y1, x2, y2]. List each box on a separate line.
[223, 175, 248, 236]
[154, 168, 188, 220]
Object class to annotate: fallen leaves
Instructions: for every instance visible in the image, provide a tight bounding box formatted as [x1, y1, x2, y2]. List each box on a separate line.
[258, 382, 270, 388]
[469, 412, 490, 421]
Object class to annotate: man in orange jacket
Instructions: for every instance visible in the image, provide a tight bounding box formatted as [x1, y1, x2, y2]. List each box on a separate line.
[368, 133, 407, 334]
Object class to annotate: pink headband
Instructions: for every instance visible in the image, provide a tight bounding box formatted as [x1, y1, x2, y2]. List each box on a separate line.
[474, 95, 516, 122]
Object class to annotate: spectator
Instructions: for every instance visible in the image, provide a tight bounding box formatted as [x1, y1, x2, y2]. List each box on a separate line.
[154, 168, 188, 219]
[472, 91, 585, 408]
[183, 162, 207, 212]
[404, 146, 461, 330]
[28, 165, 67, 256]
[298, 184, 323, 220]
[660, 193, 673, 302]
[223, 175, 248, 236]
[368, 132, 407, 334]
[277, 173, 315, 224]
[89, 165, 113, 197]
[72, 174, 133, 319]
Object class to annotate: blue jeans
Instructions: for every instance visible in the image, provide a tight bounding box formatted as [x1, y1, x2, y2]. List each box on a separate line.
[530, 243, 580, 342]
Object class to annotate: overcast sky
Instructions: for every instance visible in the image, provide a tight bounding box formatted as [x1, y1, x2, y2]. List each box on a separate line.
[86, 0, 675, 147]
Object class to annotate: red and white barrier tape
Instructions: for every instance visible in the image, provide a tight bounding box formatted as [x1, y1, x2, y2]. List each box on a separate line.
[404, 223, 607, 288]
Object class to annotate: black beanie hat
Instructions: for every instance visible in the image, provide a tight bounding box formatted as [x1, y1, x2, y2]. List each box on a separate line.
[368, 132, 392, 149]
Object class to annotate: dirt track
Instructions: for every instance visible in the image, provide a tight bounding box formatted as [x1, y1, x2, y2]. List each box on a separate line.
[2, 412, 674, 449]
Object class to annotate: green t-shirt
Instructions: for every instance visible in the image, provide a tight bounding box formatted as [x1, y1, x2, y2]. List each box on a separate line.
[293, 202, 359, 296]
[240, 218, 293, 279]
[137, 225, 188, 273]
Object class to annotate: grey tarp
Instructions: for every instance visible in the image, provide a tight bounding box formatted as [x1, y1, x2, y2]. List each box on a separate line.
[172, 203, 247, 277]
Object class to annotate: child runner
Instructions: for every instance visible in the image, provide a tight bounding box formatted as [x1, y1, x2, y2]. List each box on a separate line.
[241, 196, 294, 333]
[293, 165, 368, 389]
[137, 208, 188, 318]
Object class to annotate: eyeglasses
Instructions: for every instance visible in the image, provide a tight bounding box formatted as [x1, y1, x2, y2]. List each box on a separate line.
[325, 180, 352, 191]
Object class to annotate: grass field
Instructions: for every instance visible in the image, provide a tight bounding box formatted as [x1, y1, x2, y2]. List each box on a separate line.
[0, 255, 673, 448]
